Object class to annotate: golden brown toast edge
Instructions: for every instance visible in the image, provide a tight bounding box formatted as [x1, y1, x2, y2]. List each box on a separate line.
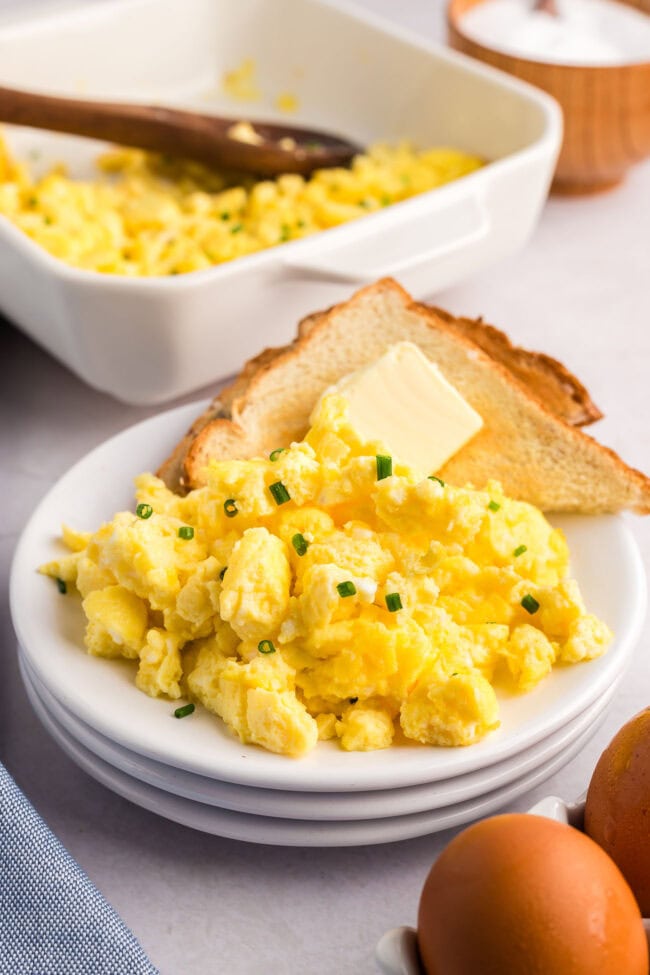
[158, 279, 648, 513]
[157, 296, 602, 491]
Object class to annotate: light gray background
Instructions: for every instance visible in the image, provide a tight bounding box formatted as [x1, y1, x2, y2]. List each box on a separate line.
[1, 1, 649, 972]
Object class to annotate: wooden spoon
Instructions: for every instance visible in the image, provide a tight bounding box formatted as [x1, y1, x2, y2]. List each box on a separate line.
[0, 84, 361, 176]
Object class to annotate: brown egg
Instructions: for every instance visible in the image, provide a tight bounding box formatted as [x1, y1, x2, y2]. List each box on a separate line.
[585, 707, 650, 916]
[417, 813, 648, 975]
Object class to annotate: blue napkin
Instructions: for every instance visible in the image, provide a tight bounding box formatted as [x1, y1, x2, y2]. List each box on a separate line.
[0, 763, 159, 975]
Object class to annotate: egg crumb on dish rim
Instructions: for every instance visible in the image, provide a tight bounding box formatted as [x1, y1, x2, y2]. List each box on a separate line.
[40, 393, 612, 758]
[0, 135, 483, 276]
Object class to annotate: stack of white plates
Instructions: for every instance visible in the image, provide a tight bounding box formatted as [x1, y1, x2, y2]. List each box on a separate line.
[9, 404, 647, 847]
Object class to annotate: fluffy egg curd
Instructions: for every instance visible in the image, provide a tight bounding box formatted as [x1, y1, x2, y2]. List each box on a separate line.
[40, 394, 612, 758]
[0, 136, 482, 276]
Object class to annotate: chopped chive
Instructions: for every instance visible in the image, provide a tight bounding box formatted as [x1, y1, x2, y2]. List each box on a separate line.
[376, 454, 392, 481]
[269, 481, 291, 505]
[258, 639, 276, 655]
[488, 500, 501, 512]
[513, 544, 528, 558]
[280, 223, 291, 241]
[450, 672, 459, 677]
[291, 533, 309, 557]
[219, 566, 227, 581]
[230, 223, 243, 234]
[224, 498, 238, 518]
[297, 219, 306, 228]
[381, 194, 391, 206]
[178, 526, 194, 540]
[269, 447, 288, 462]
[337, 581, 357, 598]
[56, 577, 67, 595]
[136, 503, 153, 519]
[521, 594, 540, 615]
[220, 211, 230, 220]
[174, 703, 195, 719]
[428, 475, 445, 487]
[385, 592, 403, 613]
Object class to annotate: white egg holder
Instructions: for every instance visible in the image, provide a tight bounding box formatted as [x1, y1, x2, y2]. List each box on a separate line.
[375, 796, 650, 975]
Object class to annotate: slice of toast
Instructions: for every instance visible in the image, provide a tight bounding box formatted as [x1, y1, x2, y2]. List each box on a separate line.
[158, 279, 650, 513]
[158, 295, 602, 493]
[158, 294, 602, 494]
[295, 306, 602, 428]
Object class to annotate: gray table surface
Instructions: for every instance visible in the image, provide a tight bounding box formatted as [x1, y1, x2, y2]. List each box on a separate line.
[2, 1, 650, 972]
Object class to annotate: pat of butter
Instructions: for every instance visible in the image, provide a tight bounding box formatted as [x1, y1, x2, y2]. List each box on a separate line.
[335, 342, 483, 474]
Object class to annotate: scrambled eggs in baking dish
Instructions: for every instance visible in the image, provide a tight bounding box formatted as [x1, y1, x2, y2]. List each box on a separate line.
[0, 136, 482, 276]
[41, 394, 612, 757]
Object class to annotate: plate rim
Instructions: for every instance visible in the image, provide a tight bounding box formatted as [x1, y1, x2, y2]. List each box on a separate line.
[19, 647, 620, 822]
[22, 661, 606, 848]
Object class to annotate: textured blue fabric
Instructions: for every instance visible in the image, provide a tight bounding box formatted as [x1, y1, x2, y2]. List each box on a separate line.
[0, 764, 159, 975]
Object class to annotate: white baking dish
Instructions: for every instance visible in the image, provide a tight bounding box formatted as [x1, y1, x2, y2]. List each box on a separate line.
[0, 0, 561, 404]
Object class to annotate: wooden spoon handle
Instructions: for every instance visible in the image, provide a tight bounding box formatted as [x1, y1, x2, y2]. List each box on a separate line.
[0, 85, 228, 161]
[0, 85, 359, 174]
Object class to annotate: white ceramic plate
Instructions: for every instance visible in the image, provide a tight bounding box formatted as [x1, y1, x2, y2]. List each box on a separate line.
[10, 401, 646, 793]
[20, 648, 619, 822]
[21, 661, 606, 848]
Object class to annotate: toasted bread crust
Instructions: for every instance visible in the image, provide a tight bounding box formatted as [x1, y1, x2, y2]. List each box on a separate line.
[158, 307, 600, 488]
[157, 279, 649, 513]
[156, 346, 286, 489]
[429, 308, 602, 427]
[296, 305, 602, 427]
[157, 301, 602, 491]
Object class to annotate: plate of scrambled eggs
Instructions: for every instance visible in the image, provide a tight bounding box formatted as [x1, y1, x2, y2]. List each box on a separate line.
[10, 399, 646, 793]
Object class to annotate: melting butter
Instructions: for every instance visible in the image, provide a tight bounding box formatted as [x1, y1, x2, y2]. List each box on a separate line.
[333, 342, 483, 475]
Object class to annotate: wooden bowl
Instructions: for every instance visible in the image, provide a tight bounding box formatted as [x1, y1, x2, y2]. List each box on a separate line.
[447, 0, 650, 193]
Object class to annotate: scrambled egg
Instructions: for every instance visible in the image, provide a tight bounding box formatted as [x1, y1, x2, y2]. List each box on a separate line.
[0, 136, 482, 276]
[221, 58, 262, 103]
[221, 58, 298, 113]
[41, 395, 612, 757]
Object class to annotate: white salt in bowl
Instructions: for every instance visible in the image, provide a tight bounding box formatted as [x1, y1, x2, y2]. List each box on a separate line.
[448, 0, 650, 193]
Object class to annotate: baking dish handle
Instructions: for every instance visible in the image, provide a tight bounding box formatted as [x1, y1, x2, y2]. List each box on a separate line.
[282, 192, 490, 283]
